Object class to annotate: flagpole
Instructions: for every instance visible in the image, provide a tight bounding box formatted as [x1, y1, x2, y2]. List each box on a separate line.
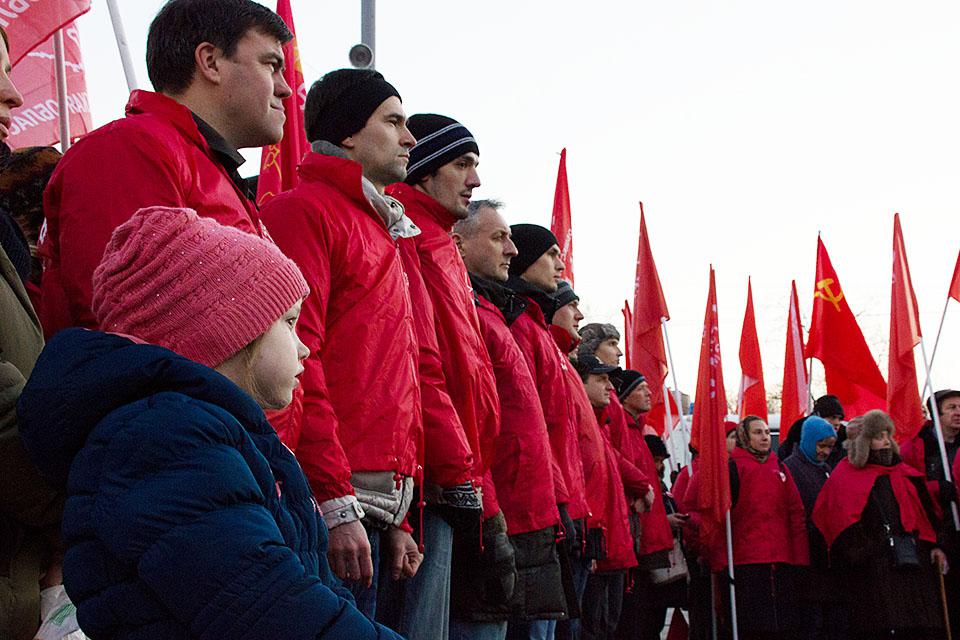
[806, 357, 814, 413]
[919, 336, 960, 529]
[52, 30, 70, 152]
[710, 573, 718, 640]
[725, 510, 739, 640]
[106, 0, 139, 91]
[662, 383, 682, 471]
[662, 317, 692, 458]
[922, 296, 951, 404]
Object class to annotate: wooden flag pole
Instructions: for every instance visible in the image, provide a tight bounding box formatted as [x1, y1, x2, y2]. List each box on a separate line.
[662, 382, 682, 472]
[725, 510, 739, 640]
[52, 30, 70, 152]
[919, 336, 960, 529]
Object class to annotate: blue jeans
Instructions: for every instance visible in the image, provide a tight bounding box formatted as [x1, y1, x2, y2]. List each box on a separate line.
[376, 506, 454, 640]
[450, 620, 508, 640]
[508, 619, 557, 640]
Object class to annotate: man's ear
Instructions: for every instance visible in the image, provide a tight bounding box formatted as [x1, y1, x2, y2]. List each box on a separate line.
[450, 232, 465, 255]
[194, 42, 224, 85]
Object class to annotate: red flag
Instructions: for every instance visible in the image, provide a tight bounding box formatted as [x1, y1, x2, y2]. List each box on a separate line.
[256, 0, 307, 206]
[666, 608, 690, 640]
[629, 203, 671, 434]
[2, 0, 90, 66]
[948, 249, 960, 303]
[779, 280, 808, 442]
[550, 148, 574, 286]
[888, 214, 925, 442]
[691, 267, 731, 547]
[8, 22, 90, 148]
[737, 277, 768, 421]
[622, 300, 633, 369]
[806, 237, 886, 417]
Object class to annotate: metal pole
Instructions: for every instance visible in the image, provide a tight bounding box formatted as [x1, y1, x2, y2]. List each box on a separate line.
[662, 383, 682, 472]
[806, 357, 814, 413]
[710, 573, 718, 640]
[919, 337, 960, 529]
[922, 296, 951, 405]
[725, 510, 740, 640]
[361, 0, 376, 69]
[661, 317, 692, 454]
[53, 30, 70, 152]
[106, 0, 139, 91]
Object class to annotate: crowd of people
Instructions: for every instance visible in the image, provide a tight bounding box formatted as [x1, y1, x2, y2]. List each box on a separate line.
[0, 1, 958, 639]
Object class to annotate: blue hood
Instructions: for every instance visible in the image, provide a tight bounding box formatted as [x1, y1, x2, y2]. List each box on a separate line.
[17, 328, 265, 488]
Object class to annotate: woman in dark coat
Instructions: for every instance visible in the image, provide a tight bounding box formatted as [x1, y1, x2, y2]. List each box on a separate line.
[813, 410, 948, 640]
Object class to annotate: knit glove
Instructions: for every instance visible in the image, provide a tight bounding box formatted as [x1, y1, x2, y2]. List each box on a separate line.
[480, 512, 517, 604]
[437, 482, 483, 534]
[940, 480, 957, 505]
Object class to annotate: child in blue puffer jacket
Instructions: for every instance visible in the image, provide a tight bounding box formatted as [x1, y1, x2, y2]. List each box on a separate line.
[17, 206, 404, 640]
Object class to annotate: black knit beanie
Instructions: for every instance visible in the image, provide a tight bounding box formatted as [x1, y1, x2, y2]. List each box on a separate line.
[614, 369, 646, 402]
[508, 224, 558, 277]
[812, 394, 844, 420]
[304, 68, 401, 145]
[404, 114, 479, 185]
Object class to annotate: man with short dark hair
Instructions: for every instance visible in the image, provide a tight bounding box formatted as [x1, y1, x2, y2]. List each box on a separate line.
[260, 68, 422, 622]
[40, 0, 292, 335]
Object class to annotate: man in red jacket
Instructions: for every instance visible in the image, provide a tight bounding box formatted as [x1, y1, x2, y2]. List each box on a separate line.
[383, 114, 505, 640]
[260, 68, 423, 623]
[452, 199, 567, 638]
[39, 0, 292, 336]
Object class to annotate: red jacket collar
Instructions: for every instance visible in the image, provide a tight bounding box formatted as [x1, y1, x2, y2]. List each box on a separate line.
[549, 324, 580, 354]
[125, 90, 208, 152]
[297, 151, 370, 210]
[386, 182, 457, 231]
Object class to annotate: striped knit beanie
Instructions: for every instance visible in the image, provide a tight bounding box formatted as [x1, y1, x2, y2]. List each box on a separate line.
[404, 114, 479, 184]
[92, 206, 308, 368]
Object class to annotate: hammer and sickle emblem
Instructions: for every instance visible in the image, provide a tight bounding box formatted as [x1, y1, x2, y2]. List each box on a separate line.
[814, 278, 844, 312]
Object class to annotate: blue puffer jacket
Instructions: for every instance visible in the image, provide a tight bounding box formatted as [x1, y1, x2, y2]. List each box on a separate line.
[17, 329, 404, 640]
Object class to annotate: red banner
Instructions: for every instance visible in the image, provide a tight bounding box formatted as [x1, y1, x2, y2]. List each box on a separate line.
[2, 0, 90, 66]
[738, 277, 768, 421]
[630, 203, 671, 434]
[805, 236, 886, 417]
[691, 266, 731, 548]
[948, 249, 960, 303]
[779, 280, 808, 442]
[8, 21, 90, 149]
[549, 147, 574, 286]
[888, 213, 924, 442]
[256, 0, 307, 206]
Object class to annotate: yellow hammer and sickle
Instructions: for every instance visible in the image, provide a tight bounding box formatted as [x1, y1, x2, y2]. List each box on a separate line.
[814, 278, 844, 312]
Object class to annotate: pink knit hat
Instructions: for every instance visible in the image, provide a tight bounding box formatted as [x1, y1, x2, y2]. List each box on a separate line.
[92, 206, 308, 368]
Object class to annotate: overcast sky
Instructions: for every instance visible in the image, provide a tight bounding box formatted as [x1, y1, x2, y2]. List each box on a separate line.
[69, 0, 960, 414]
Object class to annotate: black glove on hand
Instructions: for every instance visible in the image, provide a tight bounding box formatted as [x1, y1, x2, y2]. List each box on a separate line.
[480, 512, 517, 604]
[557, 503, 582, 556]
[437, 482, 483, 534]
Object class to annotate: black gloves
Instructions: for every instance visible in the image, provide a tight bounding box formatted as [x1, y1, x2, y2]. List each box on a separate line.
[437, 482, 483, 533]
[940, 480, 957, 505]
[480, 512, 517, 604]
[557, 503, 584, 557]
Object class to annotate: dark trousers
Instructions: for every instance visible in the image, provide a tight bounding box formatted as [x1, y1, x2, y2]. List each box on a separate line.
[581, 571, 625, 640]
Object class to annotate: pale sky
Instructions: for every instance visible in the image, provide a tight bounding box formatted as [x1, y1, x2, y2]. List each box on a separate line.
[68, 0, 960, 413]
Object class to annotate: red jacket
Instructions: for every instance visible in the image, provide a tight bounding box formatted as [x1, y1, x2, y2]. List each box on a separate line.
[39, 90, 263, 336]
[388, 184, 500, 508]
[707, 447, 809, 571]
[260, 152, 421, 502]
[508, 301, 589, 519]
[473, 285, 560, 534]
[606, 397, 674, 557]
[563, 368, 635, 572]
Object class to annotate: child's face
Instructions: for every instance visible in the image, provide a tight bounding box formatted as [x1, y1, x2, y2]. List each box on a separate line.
[250, 301, 309, 410]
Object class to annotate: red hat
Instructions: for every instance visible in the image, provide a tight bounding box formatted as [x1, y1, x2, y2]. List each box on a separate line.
[92, 206, 308, 368]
